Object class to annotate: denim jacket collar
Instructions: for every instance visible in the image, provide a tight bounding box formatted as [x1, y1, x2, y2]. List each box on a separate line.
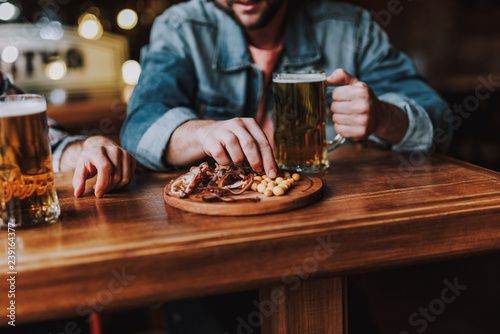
[213, 1, 321, 72]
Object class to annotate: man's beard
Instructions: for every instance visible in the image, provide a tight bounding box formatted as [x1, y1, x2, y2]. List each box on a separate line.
[213, 0, 286, 31]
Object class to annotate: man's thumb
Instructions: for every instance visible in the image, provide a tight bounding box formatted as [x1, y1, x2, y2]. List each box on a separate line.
[326, 68, 359, 85]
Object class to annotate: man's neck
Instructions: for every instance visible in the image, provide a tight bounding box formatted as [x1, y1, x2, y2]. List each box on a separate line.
[245, 1, 289, 50]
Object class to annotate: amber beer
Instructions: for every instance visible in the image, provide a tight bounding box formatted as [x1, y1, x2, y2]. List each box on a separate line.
[273, 72, 328, 172]
[0, 95, 60, 229]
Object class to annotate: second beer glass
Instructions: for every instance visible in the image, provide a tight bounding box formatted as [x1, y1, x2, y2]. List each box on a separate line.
[0, 94, 60, 229]
[273, 72, 344, 173]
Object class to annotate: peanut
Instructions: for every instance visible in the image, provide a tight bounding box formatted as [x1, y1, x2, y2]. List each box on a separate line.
[273, 186, 285, 196]
[264, 189, 274, 197]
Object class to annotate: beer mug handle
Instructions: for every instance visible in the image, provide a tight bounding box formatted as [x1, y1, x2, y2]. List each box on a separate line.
[327, 134, 346, 152]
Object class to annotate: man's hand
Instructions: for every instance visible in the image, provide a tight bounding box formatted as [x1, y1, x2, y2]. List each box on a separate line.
[166, 118, 278, 179]
[69, 136, 136, 198]
[199, 118, 277, 178]
[326, 69, 408, 144]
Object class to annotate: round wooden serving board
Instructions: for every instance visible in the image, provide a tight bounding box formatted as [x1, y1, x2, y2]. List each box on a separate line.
[164, 175, 323, 216]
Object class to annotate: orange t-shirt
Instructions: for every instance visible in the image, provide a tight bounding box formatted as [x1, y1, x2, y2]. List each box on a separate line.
[248, 43, 283, 148]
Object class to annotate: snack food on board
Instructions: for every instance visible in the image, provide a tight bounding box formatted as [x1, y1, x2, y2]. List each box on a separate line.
[166, 162, 300, 203]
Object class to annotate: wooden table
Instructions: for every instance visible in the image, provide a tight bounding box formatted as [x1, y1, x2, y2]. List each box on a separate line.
[2, 144, 500, 333]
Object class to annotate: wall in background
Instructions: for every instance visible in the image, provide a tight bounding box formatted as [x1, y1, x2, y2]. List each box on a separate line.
[348, 0, 500, 172]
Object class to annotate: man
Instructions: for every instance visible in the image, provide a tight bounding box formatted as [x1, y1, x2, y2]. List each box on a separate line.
[121, 0, 452, 332]
[1, 72, 135, 198]
[121, 0, 450, 176]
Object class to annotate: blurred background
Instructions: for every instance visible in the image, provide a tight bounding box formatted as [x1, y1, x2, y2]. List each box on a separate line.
[351, 0, 500, 173]
[1, 0, 499, 171]
[1, 0, 499, 333]
[0, 0, 183, 144]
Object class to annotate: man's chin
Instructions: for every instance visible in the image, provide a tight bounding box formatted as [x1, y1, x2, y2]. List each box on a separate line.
[236, 16, 266, 30]
[213, 0, 286, 31]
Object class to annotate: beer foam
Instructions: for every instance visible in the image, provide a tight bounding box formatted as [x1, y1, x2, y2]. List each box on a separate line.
[273, 73, 325, 83]
[0, 99, 46, 117]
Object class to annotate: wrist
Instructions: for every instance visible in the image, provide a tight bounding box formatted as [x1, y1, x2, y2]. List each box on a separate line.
[165, 120, 215, 166]
[373, 100, 391, 137]
[59, 139, 85, 171]
[195, 120, 216, 147]
[373, 101, 408, 145]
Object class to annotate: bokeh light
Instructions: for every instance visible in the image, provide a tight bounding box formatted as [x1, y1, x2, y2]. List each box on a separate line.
[40, 21, 65, 41]
[1, 45, 19, 63]
[78, 13, 103, 40]
[0, 2, 18, 21]
[122, 60, 141, 85]
[117, 9, 138, 30]
[48, 89, 67, 105]
[45, 61, 67, 81]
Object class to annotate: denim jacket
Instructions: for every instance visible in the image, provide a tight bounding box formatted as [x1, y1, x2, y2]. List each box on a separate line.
[121, 0, 451, 171]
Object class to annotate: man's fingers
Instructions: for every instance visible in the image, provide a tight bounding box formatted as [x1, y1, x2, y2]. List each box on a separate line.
[331, 85, 368, 102]
[229, 125, 264, 173]
[116, 153, 135, 189]
[72, 136, 136, 198]
[72, 158, 92, 197]
[332, 112, 369, 128]
[262, 150, 277, 179]
[330, 101, 353, 115]
[331, 99, 371, 114]
[328, 72, 375, 141]
[89, 147, 113, 198]
[242, 120, 277, 178]
[204, 136, 232, 165]
[334, 123, 369, 140]
[326, 68, 360, 86]
[201, 118, 277, 178]
[101, 146, 123, 193]
[93, 166, 112, 198]
[220, 132, 246, 165]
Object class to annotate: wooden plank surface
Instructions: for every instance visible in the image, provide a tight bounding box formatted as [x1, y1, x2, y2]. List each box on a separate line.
[1, 144, 500, 326]
[260, 276, 346, 334]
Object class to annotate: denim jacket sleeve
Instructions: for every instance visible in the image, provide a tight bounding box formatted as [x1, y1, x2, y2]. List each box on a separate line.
[355, 10, 451, 152]
[120, 13, 199, 171]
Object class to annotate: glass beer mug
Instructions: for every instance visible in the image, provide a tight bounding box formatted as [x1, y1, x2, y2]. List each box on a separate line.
[273, 72, 345, 173]
[0, 94, 60, 229]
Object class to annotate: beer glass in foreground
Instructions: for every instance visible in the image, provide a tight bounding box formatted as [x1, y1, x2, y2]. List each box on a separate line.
[273, 72, 345, 173]
[0, 94, 60, 229]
